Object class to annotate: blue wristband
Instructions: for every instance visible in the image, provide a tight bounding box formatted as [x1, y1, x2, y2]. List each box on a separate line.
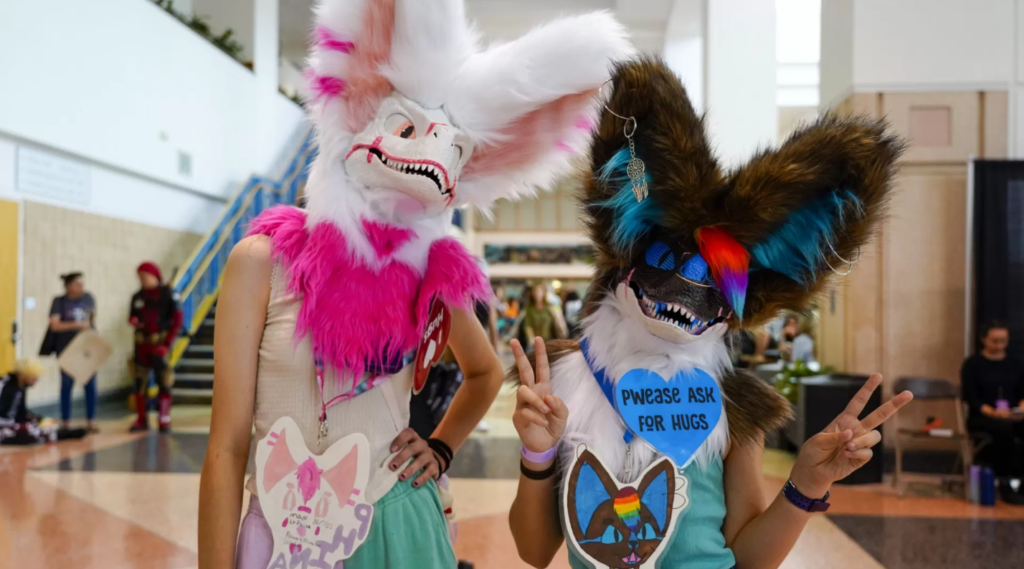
[783, 479, 830, 512]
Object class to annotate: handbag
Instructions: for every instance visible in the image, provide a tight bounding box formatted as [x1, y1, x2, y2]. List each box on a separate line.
[38, 297, 65, 356]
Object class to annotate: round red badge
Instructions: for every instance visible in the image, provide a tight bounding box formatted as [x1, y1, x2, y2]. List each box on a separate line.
[413, 299, 451, 394]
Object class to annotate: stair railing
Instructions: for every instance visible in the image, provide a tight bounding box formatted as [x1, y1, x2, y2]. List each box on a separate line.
[168, 128, 317, 367]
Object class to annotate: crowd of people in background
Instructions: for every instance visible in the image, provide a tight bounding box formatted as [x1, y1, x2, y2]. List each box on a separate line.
[0, 263, 182, 445]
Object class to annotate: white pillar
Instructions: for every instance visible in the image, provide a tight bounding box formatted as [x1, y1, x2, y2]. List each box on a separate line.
[253, 0, 280, 169]
[705, 0, 777, 168]
[663, 0, 706, 113]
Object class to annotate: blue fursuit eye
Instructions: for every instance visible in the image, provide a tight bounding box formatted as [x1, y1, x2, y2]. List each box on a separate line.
[645, 241, 675, 270]
[679, 253, 710, 283]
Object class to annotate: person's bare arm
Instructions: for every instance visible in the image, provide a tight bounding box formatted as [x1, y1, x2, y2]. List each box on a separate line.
[412, 306, 503, 479]
[198, 236, 271, 569]
[727, 374, 912, 569]
[508, 338, 568, 568]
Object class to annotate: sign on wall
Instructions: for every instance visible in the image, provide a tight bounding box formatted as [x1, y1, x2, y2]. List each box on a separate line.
[16, 146, 91, 205]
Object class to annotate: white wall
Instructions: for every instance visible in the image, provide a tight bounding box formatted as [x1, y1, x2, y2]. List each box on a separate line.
[851, 0, 1015, 89]
[706, 0, 777, 168]
[0, 136, 222, 234]
[663, 0, 705, 113]
[0, 0, 304, 201]
[819, 0, 853, 109]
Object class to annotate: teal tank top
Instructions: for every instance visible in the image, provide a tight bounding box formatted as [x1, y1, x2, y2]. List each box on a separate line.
[566, 455, 736, 569]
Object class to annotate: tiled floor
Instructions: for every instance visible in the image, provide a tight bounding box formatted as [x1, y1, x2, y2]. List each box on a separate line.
[3, 388, 1024, 569]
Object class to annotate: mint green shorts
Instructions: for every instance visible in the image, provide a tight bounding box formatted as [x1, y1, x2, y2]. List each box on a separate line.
[236, 478, 456, 569]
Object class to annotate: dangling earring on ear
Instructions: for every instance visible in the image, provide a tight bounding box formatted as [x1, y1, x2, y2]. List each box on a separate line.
[601, 82, 647, 202]
[822, 237, 861, 276]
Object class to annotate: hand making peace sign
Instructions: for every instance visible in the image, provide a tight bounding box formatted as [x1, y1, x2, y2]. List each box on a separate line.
[511, 338, 569, 455]
[790, 373, 914, 498]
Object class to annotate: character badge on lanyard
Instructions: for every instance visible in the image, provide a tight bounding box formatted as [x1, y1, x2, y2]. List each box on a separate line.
[255, 416, 374, 568]
[563, 446, 688, 569]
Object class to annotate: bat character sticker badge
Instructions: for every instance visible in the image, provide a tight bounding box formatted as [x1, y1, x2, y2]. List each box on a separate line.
[563, 447, 688, 569]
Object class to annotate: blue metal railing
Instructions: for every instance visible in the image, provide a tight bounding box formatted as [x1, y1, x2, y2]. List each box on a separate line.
[169, 129, 317, 364]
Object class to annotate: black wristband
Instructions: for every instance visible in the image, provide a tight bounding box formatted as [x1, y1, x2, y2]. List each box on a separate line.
[428, 438, 453, 474]
[520, 459, 558, 480]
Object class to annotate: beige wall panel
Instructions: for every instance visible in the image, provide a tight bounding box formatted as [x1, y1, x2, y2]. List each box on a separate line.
[843, 238, 884, 376]
[22, 202, 202, 408]
[882, 166, 967, 389]
[982, 90, 1009, 158]
[883, 92, 980, 163]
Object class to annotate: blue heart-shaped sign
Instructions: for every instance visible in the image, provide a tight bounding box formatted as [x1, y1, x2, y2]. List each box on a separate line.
[614, 368, 722, 468]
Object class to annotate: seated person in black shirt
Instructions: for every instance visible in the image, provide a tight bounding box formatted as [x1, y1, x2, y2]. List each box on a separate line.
[962, 321, 1024, 503]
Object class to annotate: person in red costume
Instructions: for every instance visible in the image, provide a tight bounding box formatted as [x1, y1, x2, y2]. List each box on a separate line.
[128, 262, 182, 433]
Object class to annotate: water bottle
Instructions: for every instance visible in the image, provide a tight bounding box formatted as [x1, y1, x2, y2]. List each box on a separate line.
[969, 465, 981, 503]
[980, 467, 996, 506]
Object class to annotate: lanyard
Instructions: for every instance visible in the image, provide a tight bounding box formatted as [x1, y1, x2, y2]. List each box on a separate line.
[579, 338, 634, 444]
[314, 352, 414, 447]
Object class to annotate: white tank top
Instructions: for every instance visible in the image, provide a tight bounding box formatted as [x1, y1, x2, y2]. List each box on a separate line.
[245, 263, 411, 501]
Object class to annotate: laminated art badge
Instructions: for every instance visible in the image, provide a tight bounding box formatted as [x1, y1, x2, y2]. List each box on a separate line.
[255, 416, 374, 568]
[563, 448, 688, 569]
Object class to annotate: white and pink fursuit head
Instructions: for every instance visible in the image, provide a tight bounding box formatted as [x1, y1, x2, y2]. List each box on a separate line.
[248, 0, 633, 385]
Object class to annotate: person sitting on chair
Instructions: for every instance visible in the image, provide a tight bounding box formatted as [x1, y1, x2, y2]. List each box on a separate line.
[962, 320, 1024, 505]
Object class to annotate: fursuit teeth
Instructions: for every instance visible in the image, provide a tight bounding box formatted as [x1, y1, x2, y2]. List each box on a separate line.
[695, 227, 749, 320]
[248, 207, 490, 383]
[633, 286, 724, 336]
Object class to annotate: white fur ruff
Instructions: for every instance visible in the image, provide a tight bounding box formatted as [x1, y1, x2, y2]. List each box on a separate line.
[552, 296, 733, 482]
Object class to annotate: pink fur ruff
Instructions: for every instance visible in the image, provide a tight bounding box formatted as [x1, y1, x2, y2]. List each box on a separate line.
[248, 207, 490, 383]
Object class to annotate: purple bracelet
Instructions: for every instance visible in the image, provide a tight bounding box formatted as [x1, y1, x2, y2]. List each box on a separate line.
[521, 444, 559, 463]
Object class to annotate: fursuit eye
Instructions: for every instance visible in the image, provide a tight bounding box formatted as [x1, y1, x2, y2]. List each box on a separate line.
[600, 526, 624, 544]
[384, 113, 416, 139]
[645, 241, 675, 271]
[679, 253, 710, 284]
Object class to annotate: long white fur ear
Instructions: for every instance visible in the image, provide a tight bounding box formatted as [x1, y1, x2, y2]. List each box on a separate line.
[450, 12, 633, 211]
[307, 0, 395, 136]
[447, 12, 632, 144]
[382, 0, 479, 109]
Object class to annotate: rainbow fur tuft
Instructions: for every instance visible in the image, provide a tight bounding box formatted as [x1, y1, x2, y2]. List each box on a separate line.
[696, 227, 749, 319]
[749, 190, 861, 284]
[613, 487, 642, 531]
[596, 148, 660, 251]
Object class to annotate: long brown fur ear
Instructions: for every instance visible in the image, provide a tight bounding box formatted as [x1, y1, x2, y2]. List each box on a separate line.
[722, 114, 906, 326]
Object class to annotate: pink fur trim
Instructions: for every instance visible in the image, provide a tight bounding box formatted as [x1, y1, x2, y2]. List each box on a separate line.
[295, 458, 323, 505]
[308, 74, 347, 99]
[361, 218, 416, 258]
[248, 207, 490, 382]
[340, 0, 395, 133]
[462, 89, 597, 180]
[314, 26, 355, 53]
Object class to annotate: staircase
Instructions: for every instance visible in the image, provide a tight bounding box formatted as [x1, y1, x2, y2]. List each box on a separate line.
[168, 128, 317, 399]
[171, 304, 216, 397]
